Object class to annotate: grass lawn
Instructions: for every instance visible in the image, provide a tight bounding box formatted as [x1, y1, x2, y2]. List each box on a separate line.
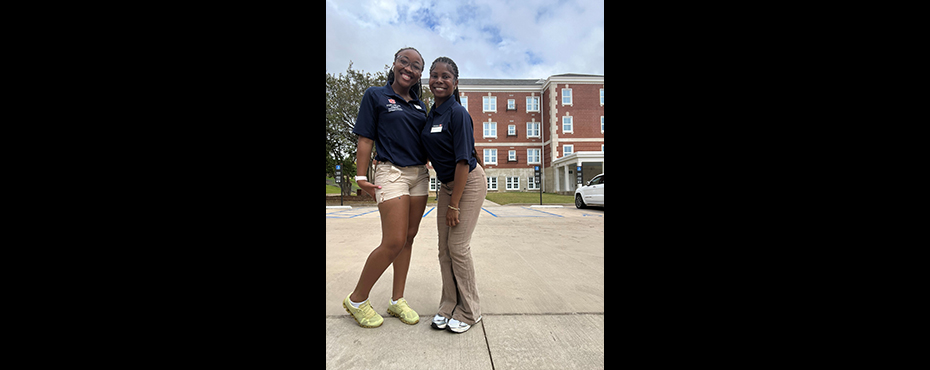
[485, 191, 575, 205]
[325, 181, 573, 206]
[326, 177, 360, 194]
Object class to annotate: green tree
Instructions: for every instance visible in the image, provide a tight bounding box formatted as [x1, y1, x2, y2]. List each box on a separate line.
[325, 62, 386, 196]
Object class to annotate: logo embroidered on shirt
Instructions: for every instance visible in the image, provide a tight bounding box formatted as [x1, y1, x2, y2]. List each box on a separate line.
[388, 98, 396, 104]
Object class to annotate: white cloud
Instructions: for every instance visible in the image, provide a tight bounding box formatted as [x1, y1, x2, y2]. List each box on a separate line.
[326, 0, 603, 79]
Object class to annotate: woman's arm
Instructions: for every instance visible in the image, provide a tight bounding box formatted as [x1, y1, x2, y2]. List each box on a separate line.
[446, 159, 470, 227]
[356, 136, 381, 198]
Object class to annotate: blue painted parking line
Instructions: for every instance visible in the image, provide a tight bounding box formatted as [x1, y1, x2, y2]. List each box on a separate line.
[423, 206, 435, 217]
[326, 208, 379, 218]
[479, 207, 562, 218]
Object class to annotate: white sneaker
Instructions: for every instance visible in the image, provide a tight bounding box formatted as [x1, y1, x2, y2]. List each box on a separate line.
[431, 314, 449, 330]
[447, 316, 482, 333]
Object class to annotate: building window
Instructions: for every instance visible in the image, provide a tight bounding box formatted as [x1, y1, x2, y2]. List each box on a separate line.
[527, 122, 540, 138]
[601, 116, 604, 133]
[563, 145, 573, 155]
[527, 149, 540, 164]
[506, 176, 520, 190]
[486, 176, 498, 190]
[483, 96, 496, 112]
[507, 124, 516, 136]
[601, 144, 604, 152]
[508, 150, 517, 162]
[483, 149, 497, 165]
[527, 176, 539, 190]
[600, 88, 604, 105]
[430, 177, 439, 191]
[483, 121, 497, 138]
[507, 99, 516, 110]
[526, 96, 539, 112]
[562, 116, 573, 133]
[461, 96, 468, 112]
[561, 88, 572, 105]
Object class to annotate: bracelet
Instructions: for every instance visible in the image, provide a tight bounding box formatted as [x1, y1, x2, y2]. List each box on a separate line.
[448, 205, 460, 211]
[356, 176, 367, 181]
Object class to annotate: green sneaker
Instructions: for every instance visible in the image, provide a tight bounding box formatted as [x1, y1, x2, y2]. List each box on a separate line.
[343, 294, 383, 328]
[386, 298, 420, 325]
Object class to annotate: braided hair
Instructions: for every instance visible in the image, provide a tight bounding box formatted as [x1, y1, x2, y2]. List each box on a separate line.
[386, 47, 424, 99]
[429, 56, 461, 104]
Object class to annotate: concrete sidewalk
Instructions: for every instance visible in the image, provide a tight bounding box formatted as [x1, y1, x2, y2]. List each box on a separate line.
[326, 202, 605, 369]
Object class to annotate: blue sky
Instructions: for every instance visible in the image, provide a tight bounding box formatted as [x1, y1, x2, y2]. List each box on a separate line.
[326, 0, 604, 79]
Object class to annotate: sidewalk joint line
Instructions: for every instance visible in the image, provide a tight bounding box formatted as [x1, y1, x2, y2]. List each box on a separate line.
[325, 312, 604, 318]
[481, 320, 496, 370]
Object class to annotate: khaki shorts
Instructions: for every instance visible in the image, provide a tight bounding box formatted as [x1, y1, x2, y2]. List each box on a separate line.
[373, 162, 429, 204]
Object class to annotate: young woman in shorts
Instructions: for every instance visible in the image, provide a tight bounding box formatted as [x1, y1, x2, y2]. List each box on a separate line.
[342, 47, 430, 328]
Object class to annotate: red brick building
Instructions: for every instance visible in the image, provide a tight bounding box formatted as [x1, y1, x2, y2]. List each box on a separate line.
[423, 73, 604, 194]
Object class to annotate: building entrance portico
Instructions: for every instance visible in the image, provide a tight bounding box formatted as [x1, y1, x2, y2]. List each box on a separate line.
[551, 151, 604, 194]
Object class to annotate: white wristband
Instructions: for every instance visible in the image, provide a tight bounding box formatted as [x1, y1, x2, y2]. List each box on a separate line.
[356, 176, 368, 181]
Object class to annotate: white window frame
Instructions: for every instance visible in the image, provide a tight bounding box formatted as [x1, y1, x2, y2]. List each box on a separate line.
[508, 150, 516, 162]
[506, 176, 520, 190]
[527, 176, 539, 190]
[563, 145, 573, 155]
[601, 116, 604, 133]
[526, 96, 539, 112]
[526, 122, 540, 138]
[483, 121, 497, 138]
[483, 149, 497, 165]
[508, 124, 516, 136]
[429, 177, 439, 191]
[507, 99, 515, 110]
[486, 176, 498, 190]
[561, 88, 572, 105]
[461, 96, 468, 112]
[562, 116, 573, 133]
[527, 148, 540, 164]
[600, 88, 604, 106]
[483, 96, 497, 112]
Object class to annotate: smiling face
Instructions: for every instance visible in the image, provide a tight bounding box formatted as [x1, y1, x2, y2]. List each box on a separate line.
[429, 62, 458, 103]
[391, 49, 423, 91]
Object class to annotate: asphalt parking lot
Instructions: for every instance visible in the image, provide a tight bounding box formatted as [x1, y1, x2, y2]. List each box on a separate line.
[326, 202, 604, 369]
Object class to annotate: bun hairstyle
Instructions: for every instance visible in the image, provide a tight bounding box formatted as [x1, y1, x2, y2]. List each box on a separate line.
[431, 56, 480, 166]
[387, 47, 424, 98]
[429, 56, 461, 104]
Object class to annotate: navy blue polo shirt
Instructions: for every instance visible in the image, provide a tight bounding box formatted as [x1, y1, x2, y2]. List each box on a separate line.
[353, 79, 428, 167]
[420, 98, 477, 183]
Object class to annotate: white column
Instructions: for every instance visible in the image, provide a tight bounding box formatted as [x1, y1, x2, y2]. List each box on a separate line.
[564, 162, 575, 191]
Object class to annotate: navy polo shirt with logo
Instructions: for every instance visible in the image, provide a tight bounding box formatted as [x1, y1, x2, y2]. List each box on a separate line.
[353, 79, 428, 167]
[420, 98, 477, 184]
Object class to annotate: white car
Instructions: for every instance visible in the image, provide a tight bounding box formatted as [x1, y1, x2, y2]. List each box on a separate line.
[574, 173, 604, 208]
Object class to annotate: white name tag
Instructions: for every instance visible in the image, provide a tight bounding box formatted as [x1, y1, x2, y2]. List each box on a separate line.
[430, 124, 442, 133]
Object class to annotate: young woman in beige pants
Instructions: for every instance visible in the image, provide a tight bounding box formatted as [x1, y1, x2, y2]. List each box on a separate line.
[420, 56, 486, 333]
